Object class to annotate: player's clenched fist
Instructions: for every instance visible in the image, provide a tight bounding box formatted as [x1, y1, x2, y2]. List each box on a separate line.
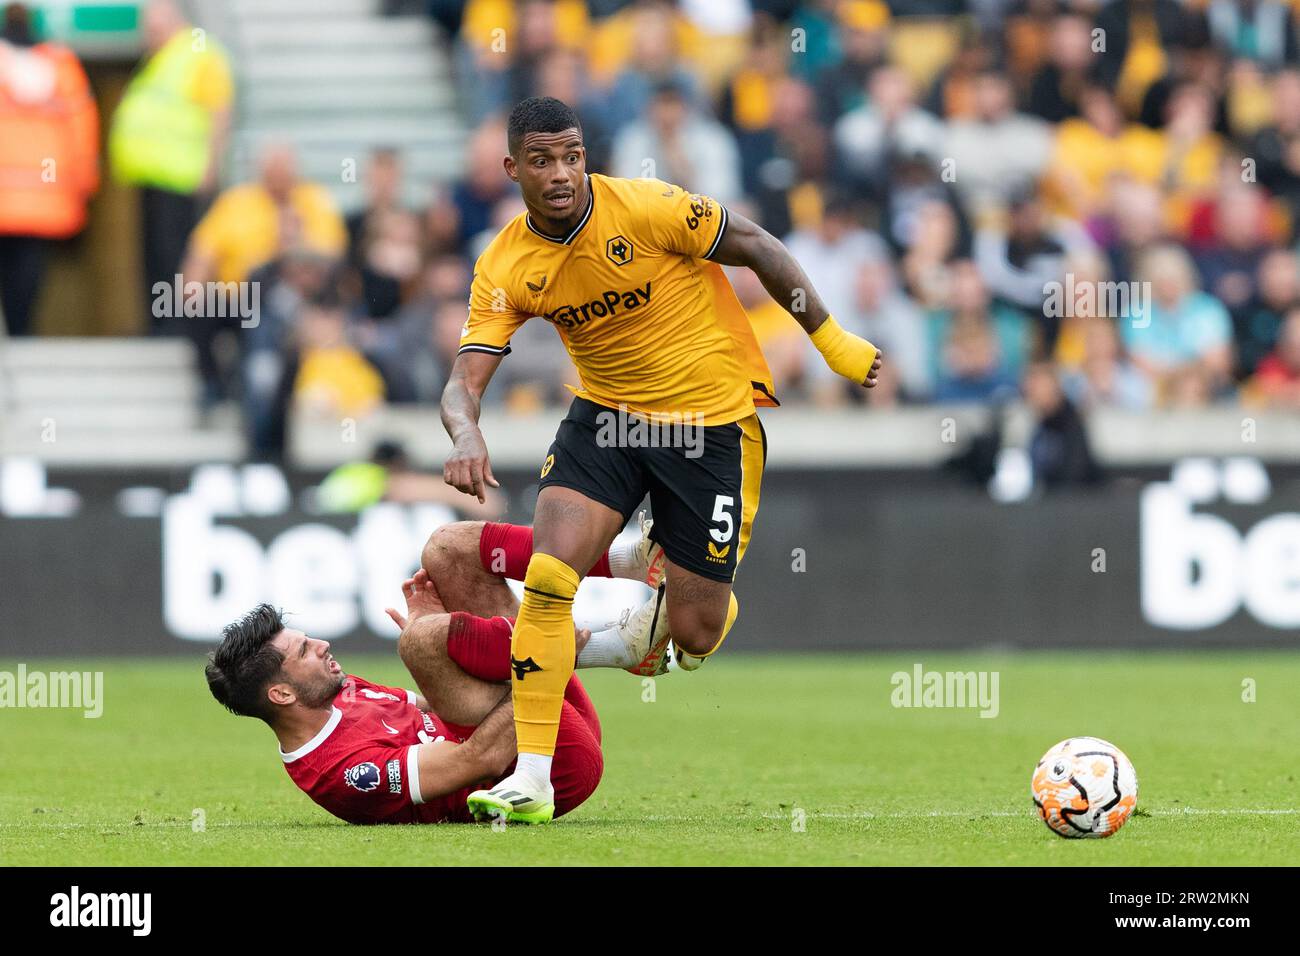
[864, 351, 883, 388]
[810, 315, 883, 389]
[443, 431, 500, 503]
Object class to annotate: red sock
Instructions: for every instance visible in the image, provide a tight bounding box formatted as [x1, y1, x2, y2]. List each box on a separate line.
[479, 522, 612, 579]
[446, 612, 514, 682]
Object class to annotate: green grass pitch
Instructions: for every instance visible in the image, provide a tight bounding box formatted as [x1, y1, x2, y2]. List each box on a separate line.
[2, 651, 1297, 866]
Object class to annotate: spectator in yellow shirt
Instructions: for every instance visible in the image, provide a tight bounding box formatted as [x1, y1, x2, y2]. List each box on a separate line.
[293, 293, 385, 419]
[176, 143, 346, 405]
[184, 142, 347, 285]
[1044, 85, 1165, 220]
[1158, 83, 1225, 238]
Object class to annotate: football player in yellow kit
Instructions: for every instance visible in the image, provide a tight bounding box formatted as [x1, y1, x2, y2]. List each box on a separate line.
[440, 97, 881, 823]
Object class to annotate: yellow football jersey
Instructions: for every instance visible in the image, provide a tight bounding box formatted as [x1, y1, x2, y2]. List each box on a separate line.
[461, 174, 778, 426]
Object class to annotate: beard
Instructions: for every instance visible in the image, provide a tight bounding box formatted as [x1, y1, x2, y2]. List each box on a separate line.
[291, 672, 346, 709]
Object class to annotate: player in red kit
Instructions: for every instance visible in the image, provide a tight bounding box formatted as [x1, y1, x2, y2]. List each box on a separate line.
[206, 517, 666, 824]
[276, 631, 603, 824]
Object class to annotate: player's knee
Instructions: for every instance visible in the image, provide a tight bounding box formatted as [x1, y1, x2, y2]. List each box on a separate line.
[421, 521, 485, 580]
[673, 626, 724, 656]
[397, 614, 449, 672]
[667, 601, 726, 656]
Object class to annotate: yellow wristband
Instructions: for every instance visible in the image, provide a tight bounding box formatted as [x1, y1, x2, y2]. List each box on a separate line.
[809, 316, 878, 383]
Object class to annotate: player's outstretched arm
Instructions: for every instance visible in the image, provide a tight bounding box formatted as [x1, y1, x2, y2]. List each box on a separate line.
[410, 695, 516, 803]
[440, 351, 504, 502]
[709, 209, 882, 388]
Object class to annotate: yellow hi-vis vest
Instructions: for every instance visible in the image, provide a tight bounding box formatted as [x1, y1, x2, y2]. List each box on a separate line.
[108, 31, 221, 193]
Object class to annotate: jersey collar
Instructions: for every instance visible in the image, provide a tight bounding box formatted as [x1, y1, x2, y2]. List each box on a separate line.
[525, 175, 594, 245]
[279, 706, 342, 763]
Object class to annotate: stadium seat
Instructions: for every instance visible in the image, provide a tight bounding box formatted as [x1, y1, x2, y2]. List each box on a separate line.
[0, 338, 243, 465]
[216, 0, 465, 212]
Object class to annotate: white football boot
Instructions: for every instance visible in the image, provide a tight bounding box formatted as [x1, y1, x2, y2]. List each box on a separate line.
[623, 584, 672, 677]
[629, 510, 667, 588]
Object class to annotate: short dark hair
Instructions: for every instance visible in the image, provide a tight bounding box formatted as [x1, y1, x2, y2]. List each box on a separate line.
[206, 604, 289, 722]
[507, 96, 582, 155]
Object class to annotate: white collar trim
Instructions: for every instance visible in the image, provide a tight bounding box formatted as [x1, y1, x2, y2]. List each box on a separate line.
[280, 706, 342, 763]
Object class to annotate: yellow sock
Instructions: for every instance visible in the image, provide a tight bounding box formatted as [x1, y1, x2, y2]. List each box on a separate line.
[511, 552, 580, 757]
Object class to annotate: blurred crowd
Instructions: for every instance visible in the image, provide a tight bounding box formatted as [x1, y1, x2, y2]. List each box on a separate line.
[5, 0, 1300, 466]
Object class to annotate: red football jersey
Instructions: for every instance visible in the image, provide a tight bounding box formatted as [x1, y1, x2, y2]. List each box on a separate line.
[281, 675, 480, 824]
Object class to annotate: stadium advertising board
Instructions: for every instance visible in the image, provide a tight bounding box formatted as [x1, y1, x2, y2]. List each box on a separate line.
[1, 459, 1298, 655]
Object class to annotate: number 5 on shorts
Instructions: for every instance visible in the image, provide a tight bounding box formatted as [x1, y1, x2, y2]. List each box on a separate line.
[710, 495, 735, 544]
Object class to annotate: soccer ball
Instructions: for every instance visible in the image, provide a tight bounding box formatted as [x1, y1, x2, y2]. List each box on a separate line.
[1031, 736, 1138, 838]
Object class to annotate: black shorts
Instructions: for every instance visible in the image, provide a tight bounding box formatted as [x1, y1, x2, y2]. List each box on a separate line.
[537, 397, 767, 582]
